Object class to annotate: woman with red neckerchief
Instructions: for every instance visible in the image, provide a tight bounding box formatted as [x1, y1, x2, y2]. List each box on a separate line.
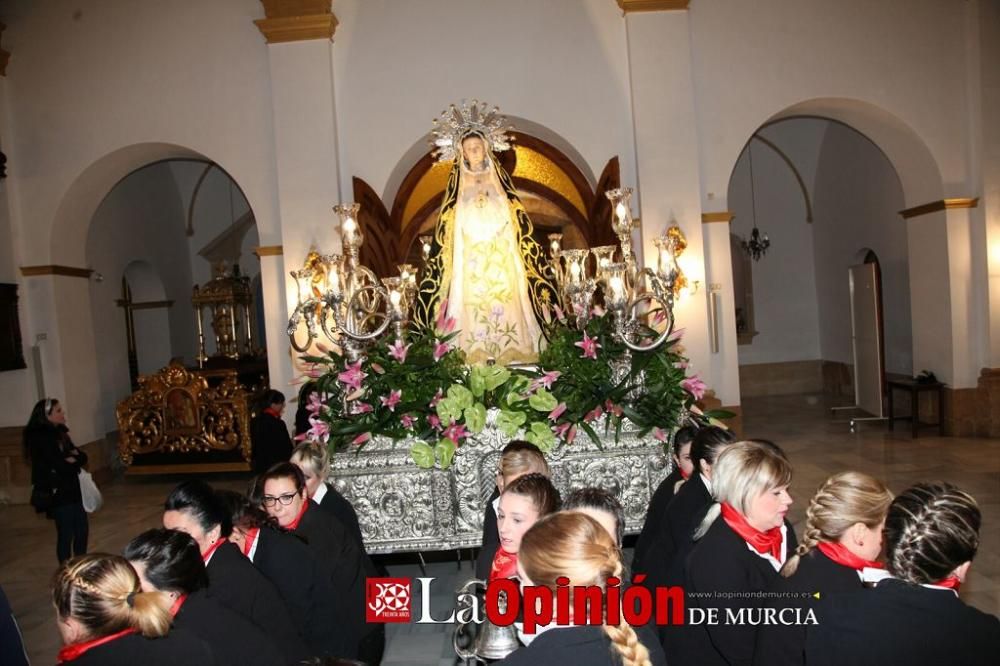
[124, 528, 286, 665]
[53, 553, 213, 665]
[162, 480, 307, 663]
[671, 440, 797, 666]
[753, 471, 893, 666]
[254, 463, 383, 665]
[806, 482, 1000, 666]
[251, 389, 293, 474]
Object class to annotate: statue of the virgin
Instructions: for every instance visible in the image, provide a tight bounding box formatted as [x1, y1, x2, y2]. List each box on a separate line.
[413, 101, 558, 364]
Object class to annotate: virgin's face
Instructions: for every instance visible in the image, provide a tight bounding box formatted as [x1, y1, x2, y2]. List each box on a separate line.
[263, 477, 306, 527]
[497, 493, 540, 554]
[745, 485, 793, 532]
[462, 136, 486, 168]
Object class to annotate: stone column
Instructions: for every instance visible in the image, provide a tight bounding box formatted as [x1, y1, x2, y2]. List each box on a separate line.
[255, 0, 341, 402]
[701, 213, 742, 423]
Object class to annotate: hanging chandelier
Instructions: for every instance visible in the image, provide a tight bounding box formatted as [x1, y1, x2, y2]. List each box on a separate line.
[741, 139, 770, 261]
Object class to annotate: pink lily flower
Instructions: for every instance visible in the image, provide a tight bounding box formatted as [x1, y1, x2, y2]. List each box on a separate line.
[530, 370, 562, 393]
[604, 400, 623, 418]
[428, 414, 442, 430]
[442, 421, 469, 444]
[548, 402, 567, 422]
[553, 422, 571, 439]
[388, 339, 412, 363]
[429, 388, 444, 408]
[337, 360, 367, 392]
[370, 363, 385, 375]
[352, 402, 373, 415]
[574, 331, 601, 360]
[435, 299, 457, 335]
[380, 389, 402, 412]
[668, 327, 686, 343]
[433, 339, 450, 362]
[653, 427, 668, 443]
[351, 432, 371, 446]
[553, 304, 566, 322]
[314, 342, 330, 353]
[567, 425, 578, 444]
[674, 360, 689, 370]
[306, 417, 331, 443]
[591, 304, 606, 317]
[306, 392, 325, 415]
[584, 405, 603, 422]
[400, 414, 416, 429]
[681, 375, 707, 401]
[305, 365, 323, 379]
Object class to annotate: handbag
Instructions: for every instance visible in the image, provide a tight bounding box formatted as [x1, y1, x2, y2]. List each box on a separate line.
[79, 469, 103, 513]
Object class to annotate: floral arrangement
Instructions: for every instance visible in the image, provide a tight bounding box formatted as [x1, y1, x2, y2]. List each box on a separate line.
[298, 301, 730, 469]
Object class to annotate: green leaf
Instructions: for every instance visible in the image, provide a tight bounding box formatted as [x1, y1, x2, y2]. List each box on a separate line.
[435, 439, 457, 469]
[483, 366, 511, 392]
[410, 442, 435, 469]
[468, 368, 486, 398]
[447, 384, 473, 410]
[528, 389, 558, 412]
[525, 420, 556, 452]
[496, 409, 527, 437]
[436, 398, 463, 424]
[464, 402, 487, 433]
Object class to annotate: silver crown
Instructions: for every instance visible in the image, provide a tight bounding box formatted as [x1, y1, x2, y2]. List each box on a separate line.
[430, 99, 513, 163]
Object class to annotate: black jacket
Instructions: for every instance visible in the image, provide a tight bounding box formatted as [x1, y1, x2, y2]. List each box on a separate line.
[251, 525, 342, 657]
[498, 625, 667, 666]
[59, 628, 214, 665]
[476, 487, 501, 581]
[250, 412, 292, 474]
[204, 541, 307, 663]
[752, 548, 866, 666]
[805, 578, 1000, 666]
[636, 473, 711, 588]
[670, 516, 796, 666]
[292, 500, 379, 659]
[316, 482, 365, 551]
[633, 468, 685, 574]
[173, 589, 286, 666]
[26, 423, 86, 508]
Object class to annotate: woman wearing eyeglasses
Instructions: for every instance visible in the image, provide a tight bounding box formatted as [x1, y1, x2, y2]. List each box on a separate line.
[162, 480, 307, 664]
[254, 463, 384, 665]
[24, 398, 89, 563]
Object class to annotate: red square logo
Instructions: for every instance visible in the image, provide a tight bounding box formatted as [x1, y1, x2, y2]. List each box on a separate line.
[366, 577, 412, 623]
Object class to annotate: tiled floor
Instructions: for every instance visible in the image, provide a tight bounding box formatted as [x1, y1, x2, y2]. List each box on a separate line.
[2, 393, 998, 665]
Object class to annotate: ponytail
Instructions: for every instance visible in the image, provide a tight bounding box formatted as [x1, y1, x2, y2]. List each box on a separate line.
[128, 591, 172, 637]
[693, 502, 722, 541]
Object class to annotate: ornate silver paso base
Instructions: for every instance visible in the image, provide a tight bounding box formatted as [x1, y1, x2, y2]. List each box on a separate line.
[329, 409, 675, 554]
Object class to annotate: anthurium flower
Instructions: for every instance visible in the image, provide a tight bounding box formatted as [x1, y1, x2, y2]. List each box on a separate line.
[337, 360, 367, 392]
[575, 331, 601, 359]
[388, 339, 411, 363]
[380, 389, 402, 412]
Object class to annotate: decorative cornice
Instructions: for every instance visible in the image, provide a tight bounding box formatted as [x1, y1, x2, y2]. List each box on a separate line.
[0, 23, 10, 77]
[701, 212, 734, 224]
[20, 265, 93, 278]
[254, 245, 284, 257]
[255, 0, 337, 43]
[899, 197, 979, 220]
[617, 0, 690, 12]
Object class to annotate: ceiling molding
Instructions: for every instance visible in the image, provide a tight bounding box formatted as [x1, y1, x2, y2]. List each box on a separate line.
[254, 245, 284, 257]
[255, 0, 337, 43]
[21, 265, 93, 278]
[899, 197, 979, 220]
[617, 0, 690, 13]
[701, 212, 734, 224]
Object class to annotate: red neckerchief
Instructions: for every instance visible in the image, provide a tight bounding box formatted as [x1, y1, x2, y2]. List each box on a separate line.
[489, 547, 518, 582]
[241, 527, 260, 557]
[932, 576, 962, 591]
[201, 539, 225, 563]
[817, 541, 884, 571]
[169, 593, 189, 617]
[679, 467, 691, 480]
[57, 628, 136, 663]
[263, 407, 282, 419]
[286, 499, 309, 531]
[721, 502, 784, 562]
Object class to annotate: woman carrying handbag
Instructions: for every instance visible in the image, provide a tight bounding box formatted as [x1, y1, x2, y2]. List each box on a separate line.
[24, 398, 89, 563]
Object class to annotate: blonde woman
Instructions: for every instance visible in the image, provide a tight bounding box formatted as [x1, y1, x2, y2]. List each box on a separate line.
[806, 482, 1000, 666]
[290, 441, 363, 549]
[476, 440, 551, 580]
[752, 471, 893, 666]
[498, 512, 666, 666]
[53, 553, 213, 664]
[672, 440, 796, 666]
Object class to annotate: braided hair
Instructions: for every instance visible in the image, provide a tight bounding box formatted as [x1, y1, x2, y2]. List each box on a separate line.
[52, 554, 172, 641]
[780, 471, 892, 577]
[519, 512, 653, 666]
[884, 482, 980, 584]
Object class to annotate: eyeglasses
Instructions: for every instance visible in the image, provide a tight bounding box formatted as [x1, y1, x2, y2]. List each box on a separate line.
[261, 492, 299, 508]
